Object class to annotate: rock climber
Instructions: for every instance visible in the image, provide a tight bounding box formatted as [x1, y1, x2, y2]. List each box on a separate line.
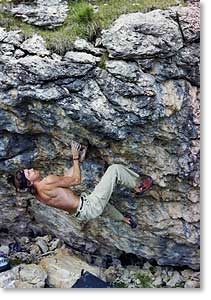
[9, 140, 152, 228]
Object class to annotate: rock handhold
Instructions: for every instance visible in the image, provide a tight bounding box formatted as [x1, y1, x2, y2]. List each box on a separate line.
[101, 10, 184, 58]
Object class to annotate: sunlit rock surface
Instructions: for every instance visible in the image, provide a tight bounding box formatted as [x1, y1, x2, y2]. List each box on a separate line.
[0, 0, 69, 29]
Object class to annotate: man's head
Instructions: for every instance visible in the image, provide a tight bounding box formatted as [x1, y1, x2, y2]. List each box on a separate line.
[8, 168, 40, 193]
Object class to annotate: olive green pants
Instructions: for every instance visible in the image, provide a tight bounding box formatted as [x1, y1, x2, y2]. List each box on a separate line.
[74, 164, 140, 221]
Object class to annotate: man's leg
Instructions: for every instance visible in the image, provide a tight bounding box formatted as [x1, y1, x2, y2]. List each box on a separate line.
[92, 164, 139, 196]
[88, 164, 140, 214]
[103, 203, 124, 221]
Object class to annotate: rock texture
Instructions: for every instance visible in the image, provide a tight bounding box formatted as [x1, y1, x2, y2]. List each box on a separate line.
[39, 248, 103, 288]
[0, 263, 47, 288]
[0, 239, 103, 288]
[0, 234, 200, 288]
[0, 4, 200, 270]
[0, 0, 69, 29]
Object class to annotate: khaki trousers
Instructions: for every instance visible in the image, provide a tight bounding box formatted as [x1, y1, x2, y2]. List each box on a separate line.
[74, 164, 140, 221]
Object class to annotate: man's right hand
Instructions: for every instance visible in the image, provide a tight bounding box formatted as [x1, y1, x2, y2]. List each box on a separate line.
[71, 140, 81, 160]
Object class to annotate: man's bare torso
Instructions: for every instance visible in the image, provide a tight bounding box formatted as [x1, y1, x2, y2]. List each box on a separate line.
[35, 175, 80, 214]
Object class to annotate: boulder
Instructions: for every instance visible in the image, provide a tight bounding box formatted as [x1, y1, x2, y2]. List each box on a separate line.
[101, 10, 183, 58]
[0, 4, 200, 270]
[0, 264, 47, 288]
[38, 248, 104, 288]
[1, 0, 69, 29]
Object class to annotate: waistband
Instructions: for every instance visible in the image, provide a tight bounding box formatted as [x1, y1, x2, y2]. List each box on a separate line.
[74, 194, 87, 218]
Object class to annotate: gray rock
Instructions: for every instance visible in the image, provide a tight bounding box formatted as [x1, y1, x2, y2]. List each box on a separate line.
[0, 29, 24, 46]
[64, 51, 100, 64]
[184, 279, 200, 288]
[166, 271, 183, 287]
[73, 38, 104, 56]
[0, 245, 9, 255]
[169, 5, 200, 42]
[0, 28, 7, 41]
[150, 44, 200, 86]
[0, 264, 47, 288]
[0, 5, 200, 271]
[20, 34, 50, 56]
[29, 244, 42, 257]
[0, 268, 16, 288]
[102, 10, 183, 58]
[19, 236, 30, 245]
[14, 49, 25, 58]
[35, 239, 49, 254]
[106, 60, 140, 81]
[39, 248, 103, 288]
[152, 276, 163, 287]
[0, 43, 15, 59]
[49, 238, 63, 251]
[2, 0, 69, 29]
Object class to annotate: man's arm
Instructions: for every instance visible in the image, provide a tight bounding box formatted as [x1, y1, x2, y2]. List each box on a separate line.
[47, 141, 82, 188]
[70, 140, 81, 184]
[58, 140, 82, 187]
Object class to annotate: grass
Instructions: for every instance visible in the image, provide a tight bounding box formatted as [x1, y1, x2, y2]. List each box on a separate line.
[136, 272, 153, 288]
[93, 0, 184, 28]
[113, 280, 128, 288]
[73, 2, 95, 23]
[0, 0, 186, 55]
[98, 51, 109, 69]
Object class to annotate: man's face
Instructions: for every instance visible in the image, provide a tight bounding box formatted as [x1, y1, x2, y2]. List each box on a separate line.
[24, 168, 40, 182]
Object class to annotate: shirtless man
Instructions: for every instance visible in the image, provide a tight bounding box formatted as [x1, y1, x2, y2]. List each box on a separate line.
[10, 141, 152, 228]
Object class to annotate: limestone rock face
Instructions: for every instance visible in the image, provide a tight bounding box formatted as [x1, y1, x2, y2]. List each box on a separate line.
[101, 10, 183, 58]
[0, 0, 69, 29]
[0, 5, 200, 270]
[39, 248, 103, 288]
[0, 264, 47, 288]
[0, 247, 103, 288]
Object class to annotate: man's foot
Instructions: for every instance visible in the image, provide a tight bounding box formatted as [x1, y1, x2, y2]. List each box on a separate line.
[123, 214, 137, 229]
[134, 176, 153, 195]
[79, 146, 87, 163]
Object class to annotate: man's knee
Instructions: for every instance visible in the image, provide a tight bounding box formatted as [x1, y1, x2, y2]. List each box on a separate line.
[107, 164, 123, 175]
[108, 164, 119, 171]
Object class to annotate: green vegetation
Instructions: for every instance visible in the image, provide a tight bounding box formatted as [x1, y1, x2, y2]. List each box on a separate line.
[0, 0, 186, 54]
[0, 11, 37, 37]
[149, 265, 157, 275]
[93, 0, 184, 29]
[136, 272, 153, 288]
[113, 280, 128, 288]
[73, 2, 95, 23]
[98, 51, 109, 69]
